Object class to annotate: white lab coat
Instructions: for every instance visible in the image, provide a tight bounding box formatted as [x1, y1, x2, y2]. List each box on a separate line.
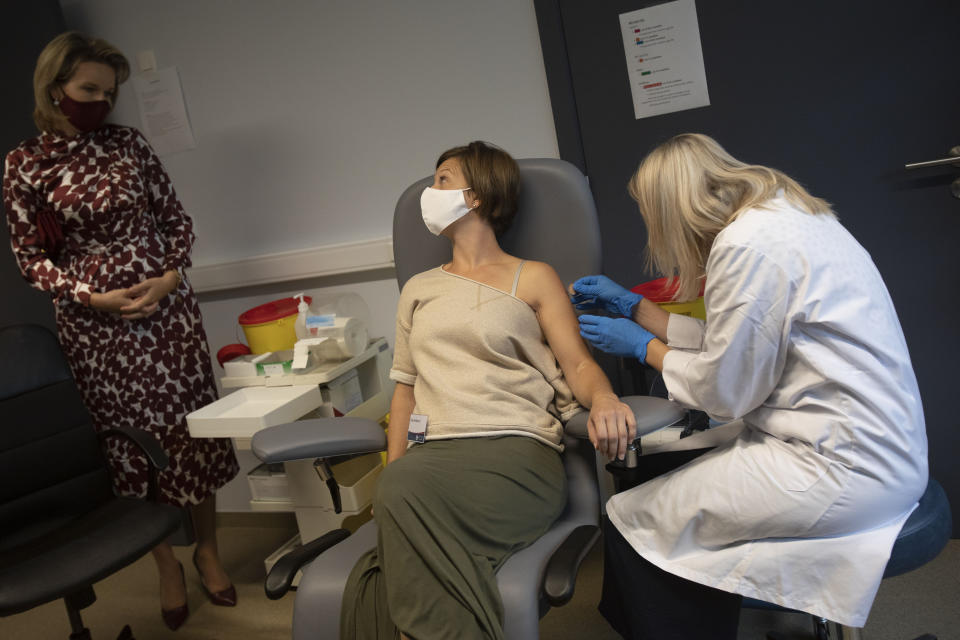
[606, 198, 928, 627]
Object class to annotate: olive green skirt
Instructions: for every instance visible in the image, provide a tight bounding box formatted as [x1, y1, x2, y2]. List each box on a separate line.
[340, 435, 566, 640]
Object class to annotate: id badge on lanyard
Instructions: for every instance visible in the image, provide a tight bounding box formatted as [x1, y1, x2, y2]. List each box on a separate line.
[407, 413, 428, 443]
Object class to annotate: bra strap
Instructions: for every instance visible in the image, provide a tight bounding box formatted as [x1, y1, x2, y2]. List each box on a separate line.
[511, 260, 526, 297]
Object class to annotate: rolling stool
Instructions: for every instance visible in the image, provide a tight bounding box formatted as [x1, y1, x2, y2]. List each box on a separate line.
[746, 477, 952, 640]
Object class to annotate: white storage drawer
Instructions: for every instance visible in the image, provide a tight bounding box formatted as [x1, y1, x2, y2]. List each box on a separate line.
[247, 463, 290, 502]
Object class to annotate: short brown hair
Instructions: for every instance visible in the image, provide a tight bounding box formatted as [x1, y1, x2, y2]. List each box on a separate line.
[32, 31, 130, 135]
[436, 141, 520, 236]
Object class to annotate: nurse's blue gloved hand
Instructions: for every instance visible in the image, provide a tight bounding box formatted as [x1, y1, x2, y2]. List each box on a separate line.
[570, 275, 643, 318]
[578, 314, 656, 363]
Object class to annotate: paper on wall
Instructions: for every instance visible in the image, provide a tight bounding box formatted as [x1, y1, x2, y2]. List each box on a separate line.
[132, 66, 197, 156]
[619, 0, 710, 120]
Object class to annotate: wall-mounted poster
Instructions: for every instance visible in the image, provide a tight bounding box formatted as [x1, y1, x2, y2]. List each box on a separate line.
[619, 0, 710, 119]
[132, 66, 197, 156]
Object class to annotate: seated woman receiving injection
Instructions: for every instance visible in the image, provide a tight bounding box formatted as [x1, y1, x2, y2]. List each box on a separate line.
[340, 141, 634, 640]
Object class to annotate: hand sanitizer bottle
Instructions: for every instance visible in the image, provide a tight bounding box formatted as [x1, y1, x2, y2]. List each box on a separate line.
[294, 293, 310, 340]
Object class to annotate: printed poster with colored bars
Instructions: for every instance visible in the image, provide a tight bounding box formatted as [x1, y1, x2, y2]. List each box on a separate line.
[619, 0, 710, 119]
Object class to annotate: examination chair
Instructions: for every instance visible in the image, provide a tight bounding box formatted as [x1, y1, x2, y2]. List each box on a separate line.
[251, 158, 686, 639]
[0, 324, 182, 640]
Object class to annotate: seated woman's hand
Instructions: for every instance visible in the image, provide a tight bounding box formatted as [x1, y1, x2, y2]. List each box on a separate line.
[587, 392, 636, 461]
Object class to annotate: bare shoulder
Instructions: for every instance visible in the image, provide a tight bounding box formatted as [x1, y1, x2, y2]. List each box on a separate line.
[519, 259, 558, 280]
[517, 260, 567, 309]
[521, 260, 564, 288]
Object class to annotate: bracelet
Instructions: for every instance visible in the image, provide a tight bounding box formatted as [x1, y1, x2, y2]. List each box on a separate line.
[166, 268, 182, 292]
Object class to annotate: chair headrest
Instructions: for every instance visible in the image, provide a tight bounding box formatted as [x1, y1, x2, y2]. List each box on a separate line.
[392, 158, 602, 290]
[0, 324, 73, 401]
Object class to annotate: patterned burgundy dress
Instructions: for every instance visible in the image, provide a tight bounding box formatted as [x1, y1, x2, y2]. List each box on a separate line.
[3, 124, 238, 507]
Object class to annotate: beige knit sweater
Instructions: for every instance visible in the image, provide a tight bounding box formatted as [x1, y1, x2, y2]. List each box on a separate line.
[389, 264, 583, 451]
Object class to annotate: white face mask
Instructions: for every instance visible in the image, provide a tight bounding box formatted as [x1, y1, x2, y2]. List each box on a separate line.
[420, 187, 474, 236]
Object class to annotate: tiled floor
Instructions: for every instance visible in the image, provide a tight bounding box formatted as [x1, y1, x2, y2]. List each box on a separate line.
[2, 516, 956, 640]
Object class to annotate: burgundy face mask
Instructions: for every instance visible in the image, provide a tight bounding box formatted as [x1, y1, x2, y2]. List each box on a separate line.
[58, 94, 110, 133]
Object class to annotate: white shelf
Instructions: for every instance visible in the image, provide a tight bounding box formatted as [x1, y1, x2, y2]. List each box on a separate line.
[220, 337, 389, 388]
[186, 384, 323, 438]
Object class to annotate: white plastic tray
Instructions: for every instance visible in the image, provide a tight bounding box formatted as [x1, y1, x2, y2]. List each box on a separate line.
[186, 385, 323, 438]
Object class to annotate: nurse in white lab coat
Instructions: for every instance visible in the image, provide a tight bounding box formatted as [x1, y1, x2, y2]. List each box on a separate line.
[572, 133, 928, 639]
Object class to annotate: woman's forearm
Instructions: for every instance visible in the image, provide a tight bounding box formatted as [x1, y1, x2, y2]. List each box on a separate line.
[632, 297, 670, 340]
[567, 359, 619, 409]
[566, 356, 638, 461]
[387, 383, 415, 464]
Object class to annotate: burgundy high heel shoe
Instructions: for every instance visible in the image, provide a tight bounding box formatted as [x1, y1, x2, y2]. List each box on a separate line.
[161, 562, 189, 631]
[192, 549, 237, 607]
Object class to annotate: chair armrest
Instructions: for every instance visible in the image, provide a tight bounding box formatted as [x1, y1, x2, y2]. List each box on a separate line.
[542, 524, 601, 607]
[252, 418, 387, 463]
[99, 426, 169, 501]
[265, 528, 352, 600]
[99, 426, 169, 470]
[564, 395, 685, 440]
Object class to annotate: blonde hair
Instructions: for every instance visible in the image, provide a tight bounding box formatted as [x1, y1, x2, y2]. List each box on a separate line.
[629, 133, 834, 301]
[33, 31, 130, 135]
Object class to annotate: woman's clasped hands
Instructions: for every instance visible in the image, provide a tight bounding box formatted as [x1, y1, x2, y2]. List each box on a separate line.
[89, 270, 179, 319]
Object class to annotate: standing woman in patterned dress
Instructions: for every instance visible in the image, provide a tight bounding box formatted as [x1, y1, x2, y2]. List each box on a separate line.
[2, 32, 240, 630]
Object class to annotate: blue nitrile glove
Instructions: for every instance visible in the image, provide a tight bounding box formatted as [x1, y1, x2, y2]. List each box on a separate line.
[578, 314, 656, 362]
[570, 275, 644, 318]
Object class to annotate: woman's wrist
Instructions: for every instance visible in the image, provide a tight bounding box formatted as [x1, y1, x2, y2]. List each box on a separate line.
[633, 298, 670, 339]
[163, 269, 181, 294]
[590, 389, 620, 406]
[645, 339, 669, 372]
[616, 292, 644, 319]
[632, 297, 655, 323]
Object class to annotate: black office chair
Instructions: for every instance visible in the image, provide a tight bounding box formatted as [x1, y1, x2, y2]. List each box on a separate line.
[0, 324, 182, 640]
